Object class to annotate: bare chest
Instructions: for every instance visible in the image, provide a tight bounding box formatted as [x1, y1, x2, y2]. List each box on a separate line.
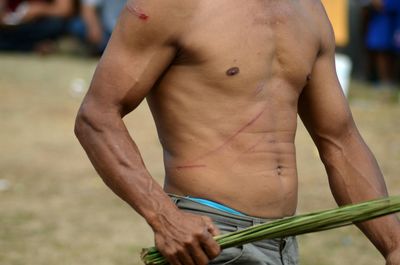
[173, 0, 320, 93]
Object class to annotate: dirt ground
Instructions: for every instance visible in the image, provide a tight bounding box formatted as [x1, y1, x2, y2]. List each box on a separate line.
[0, 53, 399, 265]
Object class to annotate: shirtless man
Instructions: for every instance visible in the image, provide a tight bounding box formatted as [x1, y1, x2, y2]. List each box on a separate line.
[74, 0, 400, 264]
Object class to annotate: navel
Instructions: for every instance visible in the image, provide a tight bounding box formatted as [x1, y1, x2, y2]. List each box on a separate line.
[226, 67, 240, 76]
[277, 165, 283, 176]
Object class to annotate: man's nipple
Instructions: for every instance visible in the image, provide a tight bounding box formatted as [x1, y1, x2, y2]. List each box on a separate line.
[226, 67, 240, 76]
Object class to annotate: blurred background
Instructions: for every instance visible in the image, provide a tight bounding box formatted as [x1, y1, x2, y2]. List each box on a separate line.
[0, 0, 399, 265]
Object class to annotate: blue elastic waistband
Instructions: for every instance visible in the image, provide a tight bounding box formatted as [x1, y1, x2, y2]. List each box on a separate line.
[186, 197, 246, 216]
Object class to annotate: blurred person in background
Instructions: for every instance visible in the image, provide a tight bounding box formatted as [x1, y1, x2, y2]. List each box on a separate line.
[0, 0, 74, 52]
[67, 0, 126, 55]
[390, 1, 400, 83]
[364, 0, 399, 88]
[395, 9, 400, 52]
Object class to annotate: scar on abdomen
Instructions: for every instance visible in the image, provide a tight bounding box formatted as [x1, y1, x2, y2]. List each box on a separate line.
[176, 164, 207, 170]
[126, 4, 149, 20]
[254, 81, 266, 96]
[192, 108, 266, 161]
[226, 67, 240, 76]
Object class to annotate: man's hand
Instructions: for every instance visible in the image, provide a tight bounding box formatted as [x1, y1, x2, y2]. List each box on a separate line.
[386, 249, 400, 265]
[153, 211, 221, 265]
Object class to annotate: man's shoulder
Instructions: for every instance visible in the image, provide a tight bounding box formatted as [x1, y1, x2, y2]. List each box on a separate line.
[124, 0, 196, 31]
[117, 0, 196, 45]
[300, 0, 331, 22]
[301, 0, 336, 54]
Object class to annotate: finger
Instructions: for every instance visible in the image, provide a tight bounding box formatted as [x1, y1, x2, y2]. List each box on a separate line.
[166, 253, 184, 265]
[188, 240, 210, 265]
[200, 233, 221, 260]
[158, 246, 183, 265]
[207, 223, 220, 237]
[177, 248, 196, 265]
[202, 217, 220, 236]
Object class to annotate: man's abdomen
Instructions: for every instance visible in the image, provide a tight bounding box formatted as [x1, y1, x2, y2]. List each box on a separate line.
[163, 134, 298, 219]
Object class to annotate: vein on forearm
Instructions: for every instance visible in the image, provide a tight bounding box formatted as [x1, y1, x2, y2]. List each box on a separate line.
[76, 110, 173, 222]
[314, 129, 400, 256]
[317, 129, 386, 204]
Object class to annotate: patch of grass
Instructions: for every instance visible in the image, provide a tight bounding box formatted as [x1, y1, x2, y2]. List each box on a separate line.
[349, 80, 400, 104]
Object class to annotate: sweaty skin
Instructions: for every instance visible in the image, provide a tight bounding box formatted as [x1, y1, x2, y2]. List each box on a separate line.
[75, 0, 400, 264]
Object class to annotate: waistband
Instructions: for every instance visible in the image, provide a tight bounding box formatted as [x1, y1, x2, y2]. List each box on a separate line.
[168, 194, 276, 227]
[185, 196, 247, 216]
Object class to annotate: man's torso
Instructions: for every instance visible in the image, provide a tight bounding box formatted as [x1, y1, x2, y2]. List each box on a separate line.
[146, 0, 325, 218]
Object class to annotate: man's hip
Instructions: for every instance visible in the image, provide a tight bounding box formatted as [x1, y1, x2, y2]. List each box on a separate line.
[169, 194, 299, 265]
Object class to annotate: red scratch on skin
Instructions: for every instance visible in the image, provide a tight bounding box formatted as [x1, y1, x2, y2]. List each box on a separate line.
[126, 4, 149, 21]
[176, 165, 207, 170]
[233, 108, 266, 135]
[254, 81, 266, 96]
[193, 108, 267, 161]
[244, 135, 267, 154]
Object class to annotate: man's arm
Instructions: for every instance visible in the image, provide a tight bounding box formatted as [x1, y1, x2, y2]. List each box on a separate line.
[298, 4, 400, 264]
[74, 1, 220, 265]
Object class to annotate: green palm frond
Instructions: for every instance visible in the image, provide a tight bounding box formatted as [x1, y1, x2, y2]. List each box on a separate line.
[141, 196, 400, 265]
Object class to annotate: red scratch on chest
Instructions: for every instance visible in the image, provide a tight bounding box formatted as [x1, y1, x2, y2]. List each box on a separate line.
[254, 81, 266, 96]
[126, 4, 149, 21]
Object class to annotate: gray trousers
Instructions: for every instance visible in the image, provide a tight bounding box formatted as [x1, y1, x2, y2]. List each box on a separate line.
[169, 195, 299, 265]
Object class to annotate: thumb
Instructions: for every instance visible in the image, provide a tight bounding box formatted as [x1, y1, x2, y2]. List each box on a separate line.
[207, 222, 220, 237]
[202, 216, 220, 236]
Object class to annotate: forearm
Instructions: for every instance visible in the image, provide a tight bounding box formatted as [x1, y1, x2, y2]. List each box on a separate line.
[75, 110, 179, 231]
[320, 130, 400, 257]
[75, 109, 221, 264]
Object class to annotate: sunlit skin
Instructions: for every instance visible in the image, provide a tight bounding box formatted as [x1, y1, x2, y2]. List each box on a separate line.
[75, 0, 400, 264]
